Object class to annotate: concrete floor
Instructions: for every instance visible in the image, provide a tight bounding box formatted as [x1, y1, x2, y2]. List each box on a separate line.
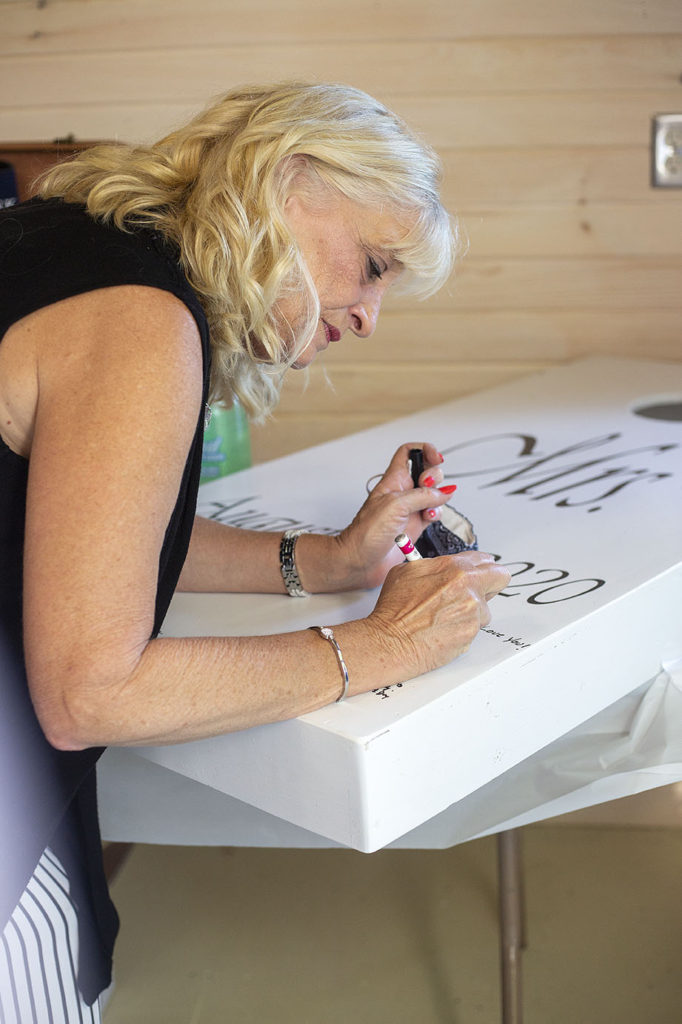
[103, 788, 682, 1024]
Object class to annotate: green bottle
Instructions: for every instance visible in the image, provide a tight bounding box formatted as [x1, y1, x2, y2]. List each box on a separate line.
[200, 399, 252, 484]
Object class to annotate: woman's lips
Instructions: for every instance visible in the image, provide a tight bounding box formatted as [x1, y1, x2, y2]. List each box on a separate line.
[322, 319, 341, 343]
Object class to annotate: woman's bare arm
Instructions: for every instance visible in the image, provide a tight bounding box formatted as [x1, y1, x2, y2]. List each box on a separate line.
[19, 286, 509, 752]
[177, 435, 455, 596]
[17, 286, 359, 747]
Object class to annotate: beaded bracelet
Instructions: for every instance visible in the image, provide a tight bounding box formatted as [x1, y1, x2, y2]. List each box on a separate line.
[308, 626, 349, 702]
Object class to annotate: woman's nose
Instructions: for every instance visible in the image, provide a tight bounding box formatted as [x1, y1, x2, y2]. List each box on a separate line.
[349, 289, 383, 338]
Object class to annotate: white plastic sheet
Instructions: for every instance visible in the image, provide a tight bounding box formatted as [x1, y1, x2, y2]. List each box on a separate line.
[392, 658, 682, 847]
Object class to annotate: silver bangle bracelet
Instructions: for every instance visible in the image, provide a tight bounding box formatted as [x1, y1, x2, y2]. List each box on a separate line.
[279, 528, 309, 597]
[309, 626, 350, 703]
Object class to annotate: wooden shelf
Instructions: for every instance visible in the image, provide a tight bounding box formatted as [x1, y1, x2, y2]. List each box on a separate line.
[0, 141, 103, 201]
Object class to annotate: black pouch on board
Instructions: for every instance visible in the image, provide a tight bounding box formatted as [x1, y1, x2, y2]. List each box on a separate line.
[409, 448, 478, 557]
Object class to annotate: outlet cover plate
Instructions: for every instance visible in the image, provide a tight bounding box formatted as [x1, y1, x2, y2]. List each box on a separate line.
[652, 114, 682, 187]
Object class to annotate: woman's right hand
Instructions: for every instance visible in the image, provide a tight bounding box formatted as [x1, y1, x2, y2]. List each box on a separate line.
[366, 551, 511, 679]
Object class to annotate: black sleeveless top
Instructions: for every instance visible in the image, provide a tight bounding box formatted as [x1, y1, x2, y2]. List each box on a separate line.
[0, 198, 211, 1003]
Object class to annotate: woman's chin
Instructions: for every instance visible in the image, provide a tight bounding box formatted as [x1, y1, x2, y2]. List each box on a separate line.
[290, 337, 326, 369]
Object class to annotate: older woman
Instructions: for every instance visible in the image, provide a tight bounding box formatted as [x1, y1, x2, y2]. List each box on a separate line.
[0, 82, 510, 1018]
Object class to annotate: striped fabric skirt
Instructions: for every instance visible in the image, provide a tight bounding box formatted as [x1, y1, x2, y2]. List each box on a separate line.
[0, 847, 102, 1024]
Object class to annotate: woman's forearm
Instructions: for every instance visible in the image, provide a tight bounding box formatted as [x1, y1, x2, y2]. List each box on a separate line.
[44, 545, 510, 752]
[43, 617, 395, 750]
[177, 516, 286, 592]
[178, 442, 454, 596]
[176, 516, 348, 594]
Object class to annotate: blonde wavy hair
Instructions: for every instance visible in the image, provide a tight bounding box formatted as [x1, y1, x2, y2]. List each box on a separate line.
[38, 82, 458, 418]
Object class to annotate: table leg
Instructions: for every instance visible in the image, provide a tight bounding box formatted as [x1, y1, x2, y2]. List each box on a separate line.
[497, 828, 525, 1024]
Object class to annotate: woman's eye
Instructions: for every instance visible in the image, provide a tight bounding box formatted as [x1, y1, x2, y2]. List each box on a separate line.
[367, 256, 383, 280]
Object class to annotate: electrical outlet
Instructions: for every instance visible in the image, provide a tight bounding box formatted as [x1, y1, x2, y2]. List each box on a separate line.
[652, 114, 682, 187]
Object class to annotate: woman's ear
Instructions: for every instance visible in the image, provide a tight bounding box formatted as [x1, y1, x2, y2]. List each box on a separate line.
[277, 154, 327, 213]
[276, 154, 311, 200]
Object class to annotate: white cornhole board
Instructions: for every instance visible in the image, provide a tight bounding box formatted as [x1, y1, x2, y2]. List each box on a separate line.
[98, 357, 682, 852]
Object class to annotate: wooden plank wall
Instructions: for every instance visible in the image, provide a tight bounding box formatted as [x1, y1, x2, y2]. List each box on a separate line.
[2, 0, 681, 462]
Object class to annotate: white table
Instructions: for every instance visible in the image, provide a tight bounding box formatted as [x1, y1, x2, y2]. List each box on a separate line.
[99, 356, 682, 853]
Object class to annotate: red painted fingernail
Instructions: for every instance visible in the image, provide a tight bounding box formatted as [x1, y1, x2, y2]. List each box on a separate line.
[438, 453, 445, 463]
[422, 475, 435, 487]
[426, 508, 437, 519]
[439, 484, 457, 494]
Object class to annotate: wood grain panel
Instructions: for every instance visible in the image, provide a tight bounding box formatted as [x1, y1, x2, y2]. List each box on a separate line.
[1, 0, 679, 469]
[248, 366, 551, 463]
[249, 362, 547, 462]
[441, 148, 659, 205]
[389, 257, 682, 311]
[264, 362, 549, 416]
[250, 415, 385, 464]
[393, 93, 682, 149]
[0, 141, 105, 199]
[3, 36, 680, 97]
[3, 0, 681, 53]
[321, 310, 682, 365]
[458, 203, 682, 256]
[0, 102, 213, 145]
[2, 92, 679, 151]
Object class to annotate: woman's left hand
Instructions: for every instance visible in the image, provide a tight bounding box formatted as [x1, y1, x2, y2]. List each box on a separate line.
[329, 441, 452, 590]
[181, 442, 454, 596]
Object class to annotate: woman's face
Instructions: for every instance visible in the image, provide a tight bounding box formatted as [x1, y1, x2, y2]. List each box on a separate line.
[278, 180, 406, 368]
